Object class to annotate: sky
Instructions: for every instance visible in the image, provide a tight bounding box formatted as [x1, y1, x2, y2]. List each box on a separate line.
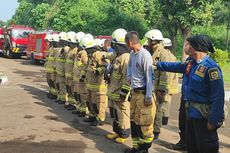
[0, 0, 19, 22]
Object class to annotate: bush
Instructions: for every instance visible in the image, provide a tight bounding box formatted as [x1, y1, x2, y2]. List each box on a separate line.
[210, 48, 229, 67]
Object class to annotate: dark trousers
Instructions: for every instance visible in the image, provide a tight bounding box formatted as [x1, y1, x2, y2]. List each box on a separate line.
[179, 98, 186, 144]
[186, 118, 219, 153]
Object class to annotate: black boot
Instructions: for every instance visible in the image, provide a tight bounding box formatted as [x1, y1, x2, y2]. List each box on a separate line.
[124, 148, 139, 153]
[78, 112, 86, 117]
[169, 132, 186, 150]
[83, 116, 95, 123]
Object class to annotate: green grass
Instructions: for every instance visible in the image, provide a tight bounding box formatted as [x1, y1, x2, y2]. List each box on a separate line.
[222, 62, 230, 84]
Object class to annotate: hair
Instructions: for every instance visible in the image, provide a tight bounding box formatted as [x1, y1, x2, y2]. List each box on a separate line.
[104, 39, 111, 44]
[125, 31, 140, 44]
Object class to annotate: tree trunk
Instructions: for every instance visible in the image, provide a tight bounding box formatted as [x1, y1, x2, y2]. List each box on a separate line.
[171, 35, 177, 55]
[179, 26, 191, 62]
[226, 23, 229, 50]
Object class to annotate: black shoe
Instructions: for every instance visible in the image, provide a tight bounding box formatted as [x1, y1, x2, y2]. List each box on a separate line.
[169, 142, 186, 151]
[55, 100, 60, 103]
[58, 100, 65, 104]
[83, 117, 95, 123]
[64, 104, 70, 108]
[124, 148, 139, 153]
[72, 110, 81, 114]
[67, 105, 76, 110]
[47, 93, 57, 99]
[78, 112, 86, 117]
[90, 120, 98, 126]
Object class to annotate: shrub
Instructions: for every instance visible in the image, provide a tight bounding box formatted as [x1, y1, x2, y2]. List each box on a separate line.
[210, 48, 229, 66]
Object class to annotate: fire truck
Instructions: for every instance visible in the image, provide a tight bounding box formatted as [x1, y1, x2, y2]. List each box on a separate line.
[27, 31, 55, 64]
[0, 25, 35, 58]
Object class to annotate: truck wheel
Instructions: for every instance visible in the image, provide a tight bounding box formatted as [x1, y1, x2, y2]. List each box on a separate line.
[6, 50, 13, 59]
[30, 53, 39, 64]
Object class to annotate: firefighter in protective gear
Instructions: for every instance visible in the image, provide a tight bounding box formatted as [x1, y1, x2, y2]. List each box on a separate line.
[44, 34, 56, 99]
[105, 28, 131, 144]
[64, 31, 78, 110]
[145, 30, 179, 141]
[83, 36, 108, 126]
[72, 32, 89, 116]
[46, 34, 60, 99]
[55, 32, 69, 104]
[162, 38, 179, 125]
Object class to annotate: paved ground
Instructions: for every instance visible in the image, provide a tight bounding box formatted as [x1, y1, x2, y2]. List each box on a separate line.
[0, 57, 230, 153]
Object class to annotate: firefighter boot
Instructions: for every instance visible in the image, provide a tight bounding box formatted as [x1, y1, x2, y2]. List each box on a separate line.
[115, 137, 127, 144]
[106, 133, 118, 140]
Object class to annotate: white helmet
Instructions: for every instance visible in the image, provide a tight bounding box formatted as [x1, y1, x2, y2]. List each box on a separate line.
[94, 39, 105, 48]
[67, 31, 77, 43]
[76, 32, 85, 43]
[59, 32, 68, 41]
[112, 28, 127, 44]
[51, 33, 59, 42]
[80, 34, 95, 49]
[45, 34, 52, 42]
[145, 29, 164, 41]
[163, 38, 172, 47]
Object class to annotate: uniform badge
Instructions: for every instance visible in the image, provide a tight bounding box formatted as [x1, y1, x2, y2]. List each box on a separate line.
[195, 65, 207, 78]
[209, 68, 220, 81]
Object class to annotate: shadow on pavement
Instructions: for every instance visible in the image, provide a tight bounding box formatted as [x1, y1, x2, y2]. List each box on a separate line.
[19, 84, 129, 153]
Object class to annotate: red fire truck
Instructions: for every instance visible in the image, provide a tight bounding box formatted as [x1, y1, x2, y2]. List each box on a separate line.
[27, 31, 55, 64]
[0, 28, 4, 54]
[0, 25, 35, 58]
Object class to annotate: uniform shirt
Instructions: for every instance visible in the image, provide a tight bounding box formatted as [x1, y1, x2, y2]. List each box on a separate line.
[157, 56, 225, 126]
[127, 47, 154, 99]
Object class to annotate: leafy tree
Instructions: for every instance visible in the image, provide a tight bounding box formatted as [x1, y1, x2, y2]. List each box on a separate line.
[11, 0, 33, 25]
[157, 0, 214, 60]
[29, 3, 50, 30]
[213, 0, 230, 50]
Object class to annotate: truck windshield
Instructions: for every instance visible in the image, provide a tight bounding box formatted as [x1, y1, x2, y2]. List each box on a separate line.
[12, 29, 34, 39]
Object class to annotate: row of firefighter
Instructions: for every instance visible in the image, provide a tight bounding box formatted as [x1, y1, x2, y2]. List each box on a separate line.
[44, 29, 179, 144]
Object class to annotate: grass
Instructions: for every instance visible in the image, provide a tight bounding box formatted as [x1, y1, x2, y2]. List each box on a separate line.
[221, 62, 230, 90]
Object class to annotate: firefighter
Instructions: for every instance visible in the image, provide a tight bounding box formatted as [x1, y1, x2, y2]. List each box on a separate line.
[161, 38, 179, 125]
[44, 34, 56, 99]
[82, 35, 108, 126]
[64, 31, 78, 110]
[48, 33, 61, 100]
[125, 31, 156, 153]
[72, 32, 89, 116]
[104, 28, 131, 144]
[55, 32, 69, 104]
[144, 29, 178, 141]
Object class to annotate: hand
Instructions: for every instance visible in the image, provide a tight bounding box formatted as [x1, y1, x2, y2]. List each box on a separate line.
[144, 97, 152, 107]
[207, 122, 216, 131]
[94, 69, 100, 75]
[120, 94, 126, 101]
[156, 90, 165, 97]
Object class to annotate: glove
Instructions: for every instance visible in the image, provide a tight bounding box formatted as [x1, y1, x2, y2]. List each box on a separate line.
[120, 84, 131, 102]
[81, 75, 86, 79]
[156, 90, 165, 104]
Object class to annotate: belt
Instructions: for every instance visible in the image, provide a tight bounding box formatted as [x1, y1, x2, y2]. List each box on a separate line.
[133, 87, 146, 94]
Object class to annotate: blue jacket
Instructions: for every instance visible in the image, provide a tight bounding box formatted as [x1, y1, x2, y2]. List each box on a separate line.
[157, 56, 225, 127]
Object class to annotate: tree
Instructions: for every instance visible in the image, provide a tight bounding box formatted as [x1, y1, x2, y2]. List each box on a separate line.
[29, 3, 50, 30]
[213, 0, 230, 50]
[157, 0, 214, 60]
[11, 0, 33, 25]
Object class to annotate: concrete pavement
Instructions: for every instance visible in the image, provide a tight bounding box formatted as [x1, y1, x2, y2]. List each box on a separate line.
[0, 57, 229, 153]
